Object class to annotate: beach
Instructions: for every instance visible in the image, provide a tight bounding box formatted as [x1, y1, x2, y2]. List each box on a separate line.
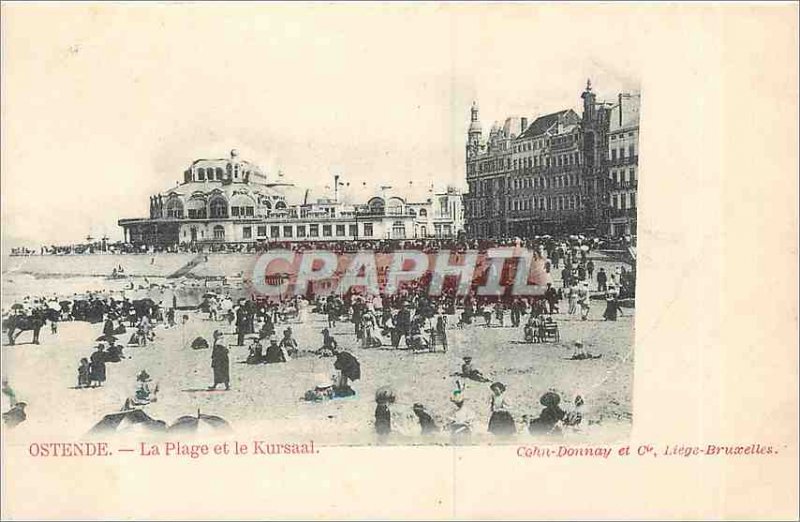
[1, 253, 634, 446]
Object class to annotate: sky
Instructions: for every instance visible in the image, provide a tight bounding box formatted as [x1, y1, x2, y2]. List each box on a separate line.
[1, 3, 642, 247]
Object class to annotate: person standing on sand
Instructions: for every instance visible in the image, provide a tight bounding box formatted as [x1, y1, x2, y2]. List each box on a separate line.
[487, 382, 515, 436]
[209, 330, 230, 391]
[89, 344, 107, 388]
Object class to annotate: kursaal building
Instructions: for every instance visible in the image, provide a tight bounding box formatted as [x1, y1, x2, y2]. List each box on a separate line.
[118, 149, 464, 247]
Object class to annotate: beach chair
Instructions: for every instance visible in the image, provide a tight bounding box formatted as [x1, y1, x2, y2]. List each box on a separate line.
[540, 320, 560, 342]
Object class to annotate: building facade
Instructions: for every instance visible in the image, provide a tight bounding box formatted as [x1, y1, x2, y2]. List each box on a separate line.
[118, 150, 464, 247]
[464, 80, 640, 238]
[604, 93, 640, 236]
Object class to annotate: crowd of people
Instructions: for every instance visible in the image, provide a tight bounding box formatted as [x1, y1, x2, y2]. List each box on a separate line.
[3, 232, 634, 439]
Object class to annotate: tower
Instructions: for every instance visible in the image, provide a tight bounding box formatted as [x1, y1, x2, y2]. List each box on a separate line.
[466, 101, 482, 159]
[581, 78, 596, 123]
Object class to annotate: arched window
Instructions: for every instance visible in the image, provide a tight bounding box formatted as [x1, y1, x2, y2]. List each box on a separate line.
[197, 168, 205, 181]
[215, 167, 224, 181]
[367, 197, 385, 215]
[420, 225, 427, 237]
[213, 225, 225, 240]
[165, 198, 184, 219]
[187, 197, 206, 219]
[408, 208, 417, 217]
[230, 194, 256, 218]
[209, 197, 228, 219]
[274, 200, 287, 210]
[419, 208, 428, 218]
[391, 221, 406, 239]
[387, 197, 404, 215]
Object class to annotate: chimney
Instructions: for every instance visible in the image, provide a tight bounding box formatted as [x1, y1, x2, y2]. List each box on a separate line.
[334, 174, 340, 203]
[619, 93, 623, 126]
[521, 117, 528, 132]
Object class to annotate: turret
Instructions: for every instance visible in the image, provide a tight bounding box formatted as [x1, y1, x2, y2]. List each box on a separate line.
[466, 101, 482, 160]
[581, 78, 596, 122]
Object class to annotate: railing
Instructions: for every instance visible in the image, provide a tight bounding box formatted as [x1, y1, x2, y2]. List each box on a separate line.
[607, 180, 638, 190]
[605, 155, 639, 167]
[606, 208, 637, 218]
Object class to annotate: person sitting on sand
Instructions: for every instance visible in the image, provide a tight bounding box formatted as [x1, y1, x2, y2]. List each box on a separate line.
[302, 375, 335, 402]
[246, 338, 264, 364]
[279, 328, 299, 357]
[131, 370, 158, 406]
[77, 358, 91, 388]
[2, 401, 27, 428]
[458, 356, 490, 382]
[317, 328, 338, 357]
[264, 338, 289, 364]
[412, 403, 438, 435]
[528, 391, 566, 435]
[562, 395, 584, 430]
[570, 340, 601, 360]
[446, 383, 476, 441]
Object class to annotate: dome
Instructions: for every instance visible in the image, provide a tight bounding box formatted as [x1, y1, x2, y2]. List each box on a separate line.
[230, 149, 239, 158]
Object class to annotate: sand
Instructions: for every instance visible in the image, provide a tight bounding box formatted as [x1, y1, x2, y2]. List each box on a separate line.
[2, 254, 634, 446]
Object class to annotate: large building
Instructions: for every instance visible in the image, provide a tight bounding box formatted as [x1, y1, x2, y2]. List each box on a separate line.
[464, 80, 640, 238]
[118, 149, 464, 247]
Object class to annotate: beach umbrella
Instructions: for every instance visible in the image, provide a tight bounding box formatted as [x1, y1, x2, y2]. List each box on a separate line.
[10, 304, 24, 311]
[95, 334, 118, 343]
[168, 410, 231, 435]
[88, 408, 167, 435]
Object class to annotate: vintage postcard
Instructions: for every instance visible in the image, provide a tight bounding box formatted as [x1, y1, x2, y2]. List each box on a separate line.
[1, 2, 797, 520]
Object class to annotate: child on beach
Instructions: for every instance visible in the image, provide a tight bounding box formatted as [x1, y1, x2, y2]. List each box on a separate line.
[77, 358, 90, 388]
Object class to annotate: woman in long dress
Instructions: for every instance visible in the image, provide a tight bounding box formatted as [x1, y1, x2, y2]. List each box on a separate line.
[209, 330, 230, 390]
[89, 344, 107, 388]
[487, 382, 516, 436]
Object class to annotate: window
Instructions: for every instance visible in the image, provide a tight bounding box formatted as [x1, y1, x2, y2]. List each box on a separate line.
[283, 226, 293, 238]
[611, 149, 617, 162]
[231, 207, 240, 217]
[363, 222, 373, 237]
[349, 224, 357, 237]
[628, 144, 635, 158]
[336, 224, 345, 236]
[270, 226, 280, 238]
[631, 193, 637, 208]
[216, 168, 224, 181]
[323, 225, 332, 237]
[213, 225, 225, 240]
[392, 221, 406, 239]
[197, 168, 205, 181]
[309, 224, 319, 237]
[419, 208, 427, 217]
[165, 198, 184, 219]
[243, 226, 252, 239]
[257, 226, 267, 237]
[209, 197, 228, 218]
[296, 225, 306, 238]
